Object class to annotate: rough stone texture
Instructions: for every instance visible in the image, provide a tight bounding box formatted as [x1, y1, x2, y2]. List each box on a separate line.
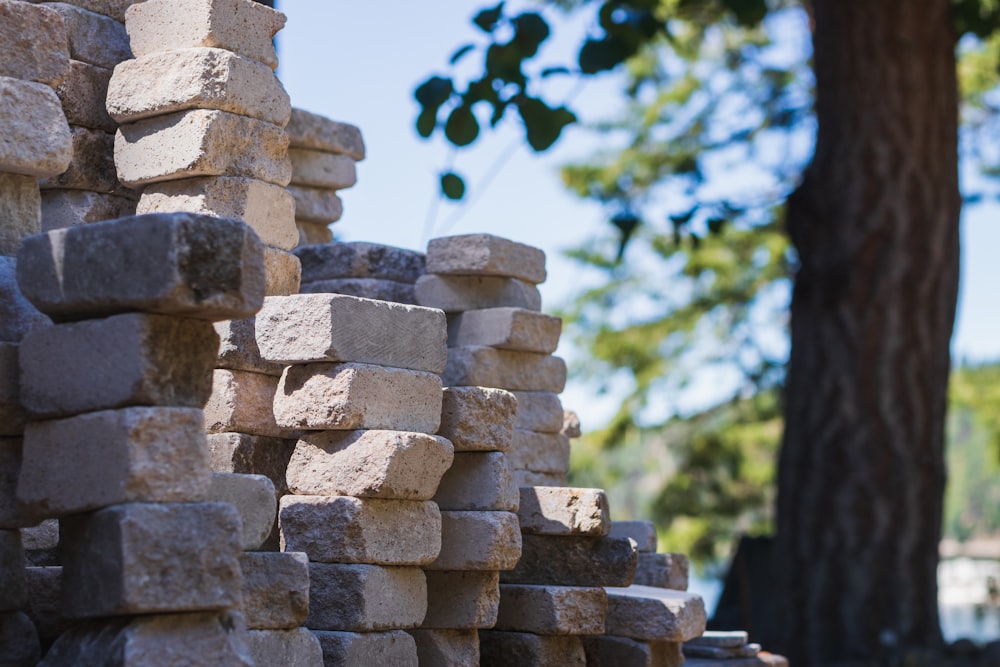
[512, 469, 567, 487]
[25, 0, 133, 22]
[42, 2, 131, 69]
[18, 213, 265, 322]
[207, 432, 294, 496]
[582, 636, 684, 667]
[125, 0, 285, 70]
[686, 630, 749, 648]
[300, 278, 416, 305]
[138, 177, 297, 250]
[502, 535, 637, 587]
[40, 125, 134, 197]
[287, 185, 342, 223]
[274, 362, 442, 433]
[0, 530, 26, 611]
[296, 220, 333, 246]
[434, 451, 518, 511]
[0, 0, 70, 86]
[205, 369, 296, 439]
[426, 234, 546, 284]
[0, 611, 40, 667]
[20, 313, 218, 418]
[256, 293, 447, 373]
[307, 564, 426, 631]
[239, 552, 309, 630]
[0, 343, 24, 436]
[425, 510, 521, 571]
[286, 430, 453, 500]
[263, 246, 301, 296]
[0, 438, 30, 529]
[0, 172, 41, 257]
[422, 570, 499, 629]
[442, 347, 566, 393]
[447, 307, 561, 354]
[54, 60, 114, 131]
[0, 257, 50, 343]
[0, 77, 73, 178]
[634, 552, 689, 591]
[38, 612, 254, 666]
[216, 317, 284, 376]
[280, 495, 441, 565]
[313, 630, 416, 667]
[415, 274, 541, 313]
[295, 241, 424, 283]
[603, 586, 707, 642]
[115, 109, 291, 187]
[437, 386, 515, 453]
[61, 502, 243, 618]
[494, 584, 606, 635]
[517, 486, 611, 536]
[286, 109, 365, 160]
[24, 566, 68, 650]
[508, 430, 571, 474]
[245, 628, 322, 667]
[480, 631, 586, 667]
[18, 408, 210, 518]
[409, 629, 479, 667]
[610, 520, 658, 552]
[289, 149, 356, 189]
[21, 519, 58, 551]
[108, 48, 291, 126]
[207, 473, 276, 550]
[40, 190, 136, 230]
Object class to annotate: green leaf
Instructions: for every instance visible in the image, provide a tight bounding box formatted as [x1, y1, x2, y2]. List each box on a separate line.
[444, 104, 480, 147]
[578, 36, 635, 74]
[722, 0, 768, 27]
[511, 12, 550, 58]
[485, 42, 527, 86]
[449, 43, 477, 65]
[516, 96, 577, 151]
[416, 109, 437, 138]
[440, 172, 466, 200]
[611, 212, 641, 262]
[414, 76, 454, 109]
[473, 2, 504, 33]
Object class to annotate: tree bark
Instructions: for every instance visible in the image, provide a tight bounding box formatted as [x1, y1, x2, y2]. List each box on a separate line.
[774, 1, 960, 664]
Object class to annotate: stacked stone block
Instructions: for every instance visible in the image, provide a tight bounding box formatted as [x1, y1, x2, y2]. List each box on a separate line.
[295, 241, 426, 305]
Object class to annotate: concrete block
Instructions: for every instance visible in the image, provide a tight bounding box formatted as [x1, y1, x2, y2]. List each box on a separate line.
[0, 77, 72, 178]
[0, 343, 22, 436]
[300, 278, 416, 305]
[434, 451, 518, 511]
[215, 317, 284, 376]
[239, 552, 309, 630]
[448, 307, 561, 353]
[442, 346, 566, 393]
[295, 241, 424, 283]
[410, 629, 479, 667]
[286, 430, 453, 500]
[582, 636, 684, 667]
[279, 495, 441, 565]
[603, 586, 707, 642]
[0, 611, 40, 667]
[263, 246, 301, 296]
[427, 234, 546, 284]
[422, 570, 499, 629]
[286, 109, 365, 159]
[0, 438, 30, 529]
[107, 47, 290, 126]
[207, 432, 294, 495]
[287, 185, 342, 223]
[274, 362, 442, 433]
[0, 0, 70, 86]
[517, 486, 610, 536]
[25, 0, 133, 22]
[18, 212, 265, 322]
[307, 564, 426, 631]
[494, 584, 606, 635]
[207, 473, 276, 551]
[480, 631, 585, 667]
[438, 386, 515, 452]
[42, 2, 130, 69]
[256, 293, 447, 372]
[415, 274, 541, 313]
[634, 553, 689, 591]
[20, 313, 218, 419]
[24, 566, 68, 649]
[40, 125, 134, 197]
[610, 520, 657, 552]
[289, 149, 356, 189]
[0, 170, 40, 257]
[512, 469, 566, 488]
[508, 430, 571, 473]
[125, 0, 285, 70]
[205, 369, 295, 439]
[114, 109, 290, 187]
[0, 530, 26, 612]
[137, 177, 297, 250]
[0, 258, 50, 343]
[40, 190, 135, 230]
[297, 220, 333, 246]
[245, 628, 323, 667]
[425, 510, 521, 571]
[502, 535, 637, 587]
[313, 630, 416, 667]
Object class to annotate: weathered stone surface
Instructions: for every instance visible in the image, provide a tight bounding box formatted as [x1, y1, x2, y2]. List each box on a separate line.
[115, 109, 291, 187]
[280, 495, 441, 565]
[0, 438, 30, 529]
[603, 586, 707, 642]
[125, 0, 285, 70]
[286, 109, 365, 160]
[684, 642, 761, 660]
[0, 258, 50, 343]
[205, 369, 295, 439]
[289, 149, 356, 190]
[425, 510, 521, 571]
[21, 519, 57, 551]
[274, 362, 442, 433]
[208, 473, 276, 550]
[0, 611, 40, 667]
[610, 520, 657, 552]
[0, 343, 23, 437]
[582, 636, 684, 667]
[434, 451, 518, 511]
[512, 469, 566, 488]
[245, 628, 322, 667]
[26, 0, 133, 22]
[307, 564, 426, 631]
[562, 409, 581, 437]
[287, 185, 342, 223]
[410, 629, 479, 667]
[296, 220, 333, 246]
[480, 631, 586, 667]
[438, 386, 515, 452]
[427, 234, 546, 284]
[18, 408, 210, 517]
[138, 177, 297, 250]
[447, 307, 561, 354]
[517, 486, 610, 536]
[0, 170, 41, 257]
[43, 2, 130, 69]
[0, 77, 72, 178]
[502, 535, 637, 587]
[216, 317, 284, 376]
[263, 246, 301, 296]
[313, 630, 416, 667]
[40, 190, 135, 230]
[20, 313, 218, 418]
[508, 430, 571, 473]
[18, 213, 265, 322]
[108, 48, 291, 126]
[286, 430, 453, 500]
[686, 630, 748, 649]
[207, 432, 294, 495]
[494, 584, 606, 635]
[239, 552, 309, 630]
[0, 530, 26, 611]
[24, 566, 68, 648]
[422, 570, 499, 629]
[0, 1, 70, 86]
[300, 278, 417, 305]
[442, 347, 566, 393]
[295, 241, 425, 283]
[40, 125, 134, 197]
[635, 552, 689, 590]
[415, 274, 541, 313]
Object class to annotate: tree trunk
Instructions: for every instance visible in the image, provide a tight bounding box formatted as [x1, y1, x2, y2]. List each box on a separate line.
[774, 1, 960, 664]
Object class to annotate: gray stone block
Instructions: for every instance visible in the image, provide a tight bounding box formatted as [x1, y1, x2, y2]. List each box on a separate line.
[0, 1, 69, 86]
[245, 628, 323, 667]
[0, 343, 25, 436]
[206, 432, 294, 496]
[307, 564, 426, 631]
[215, 317, 284, 377]
[23, 566, 67, 649]
[603, 586, 707, 642]
[508, 430, 571, 474]
[501, 535, 637, 587]
[447, 307, 561, 353]
[299, 278, 416, 305]
[205, 369, 297, 439]
[42, 2, 131, 69]
[289, 149, 356, 190]
[24, 0, 133, 22]
[422, 570, 499, 629]
[208, 473, 276, 550]
[480, 631, 585, 667]
[0, 77, 72, 178]
[517, 486, 610, 536]
[434, 451, 518, 511]
[0, 438, 31, 529]
[610, 520, 657, 552]
[0, 530, 26, 611]
[425, 510, 521, 571]
[287, 185, 342, 224]
[40, 190, 136, 231]
[634, 552, 689, 591]
[0, 611, 40, 667]
[494, 584, 606, 635]
[239, 552, 309, 630]
[685, 630, 748, 648]
[0, 258, 50, 343]
[296, 220, 333, 246]
[438, 386, 515, 452]
[512, 469, 567, 487]
[442, 346, 566, 393]
[409, 629, 479, 667]
[426, 234, 546, 284]
[313, 630, 417, 667]
[415, 274, 541, 313]
[39, 125, 135, 198]
[54, 60, 115, 131]
[0, 172, 41, 257]
[294, 241, 424, 283]
[582, 635, 684, 667]
[286, 109, 365, 159]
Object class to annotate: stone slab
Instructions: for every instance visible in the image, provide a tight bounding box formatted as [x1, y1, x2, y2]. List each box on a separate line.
[208, 473, 276, 550]
[511, 392, 563, 433]
[40, 125, 134, 197]
[425, 510, 521, 571]
[245, 628, 322, 667]
[0, 343, 23, 436]
[685, 630, 749, 649]
[287, 185, 342, 223]
[434, 451, 518, 511]
[239, 552, 309, 630]
[313, 630, 416, 667]
[205, 369, 296, 439]
[0, 169, 41, 257]
[286, 430, 453, 500]
[0, 258, 50, 343]
[26, 0, 133, 22]
[215, 317, 284, 376]
[54, 60, 115, 130]
[610, 520, 658, 552]
[297, 220, 333, 246]
[0, 438, 31, 529]
[0, 77, 72, 178]
[494, 584, 606, 635]
[437, 386, 515, 452]
[61, 502, 243, 617]
[274, 362, 442, 433]
[480, 631, 585, 667]
[582, 636, 684, 667]
[684, 642, 761, 659]
[295, 241, 425, 283]
[508, 430, 571, 473]
[263, 246, 301, 296]
[280, 495, 441, 565]
[415, 274, 541, 313]
[409, 629, 479, 667]
[517, 486, 611, 536]
[635, 552, 689, 591]
[42, 2, 130, 69]
[0, 0, 70, 86]
[300, 278, 416, 305]
[18, 407, 210, 518]
[40, 189, 136, 230]
[0, 530, 26, 612]
[286, 109, 365, 159]
[502, 535, 637, 587]
[512, 469, 567, 487]
[207, 432, 294, 495]
[427, 234, 546, 284]
[685, 656, 788, 667]
[0, 611, 40, 667]
[442, 346, 566, 393]
[603, 586, 707, 642]
[422, 570, 499, 629]
[24, 566, 68, 649]
[447, 307, 561, 354]
[289, 149, 357, 189]
[307, 564, 426, 631]
[256, 293, 447, 372]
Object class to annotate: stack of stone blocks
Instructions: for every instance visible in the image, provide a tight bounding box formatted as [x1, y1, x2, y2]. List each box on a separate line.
[295, 241, 426, 305]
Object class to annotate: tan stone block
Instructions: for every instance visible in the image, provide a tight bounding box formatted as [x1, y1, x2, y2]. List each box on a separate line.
[295, 241, 425, 283]
[23, 566, 68, 647]
[0, 258, 50, 343]
[603, 586, 707, 642]
[137, 177, 297, 250]
[245, 628, 322, 667]
[0, 611, 40, 666]
[40, 189, 136, 230]
[410, 629, 479, 667]
[20, 313, 218, 419]
[17, 407, 210, 517]
[634, 552, 689, 591]
[286, 430, 453, 500]
[438, 386, 515, 452]
[480, 631, 585, 666]
[0, 530, 26, 612]
[42, 2, 131, 69]
[0, 344, 22, 436]
[54, 60, 114, 131]
[286, 109, 365, 159]
[205, 369, 295, 439]
[287, 185, 342, 223]
[215, 317, 284, 376]
[512, 391, 563, 433]
[40, 125, 135, 197]
[448, 307, 561, 354]
[263, 246, 301, 296]
[296, 220, 332, 246]
[442, 347, 566, 392]
[512, 469, 567, 487]
[0, 1, 70, 86]
[24, 0, 133, 22]
[425, 510, 521, 571]
[208, 473, 276, 551]
[422, 570, 499, 629]
[0, 77, 72, 178]
[434, 451, 518, 511]
[582, 636, 684, 667]
[517, 486, 610, 536]
[502, 535, 637, 587]
[61, 502, 243, 617]
[307, 563, 426, 631]
[206, 432, 294, 495]
[256, 293, 447, 372]
[610, 520, 657, 552]
[508, 430, 570, 473]
[300, 278, 417, 305]
[239, 552, 309, 630]
[279, 495, 441, 565]
[0, 173, 39, 259]
[415, 274, 541, 313]
[495, 584, 606, 635]
[0, 438, 31, 529]
[115, 109, 291, 187]
[289, 148, 356, 189]
[108, 48, 291, 126]
[274, 362, 442, 433]
[427, 234, 546, 284]
[125, 0, 284, 70]
[313, 630, 417, 666]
